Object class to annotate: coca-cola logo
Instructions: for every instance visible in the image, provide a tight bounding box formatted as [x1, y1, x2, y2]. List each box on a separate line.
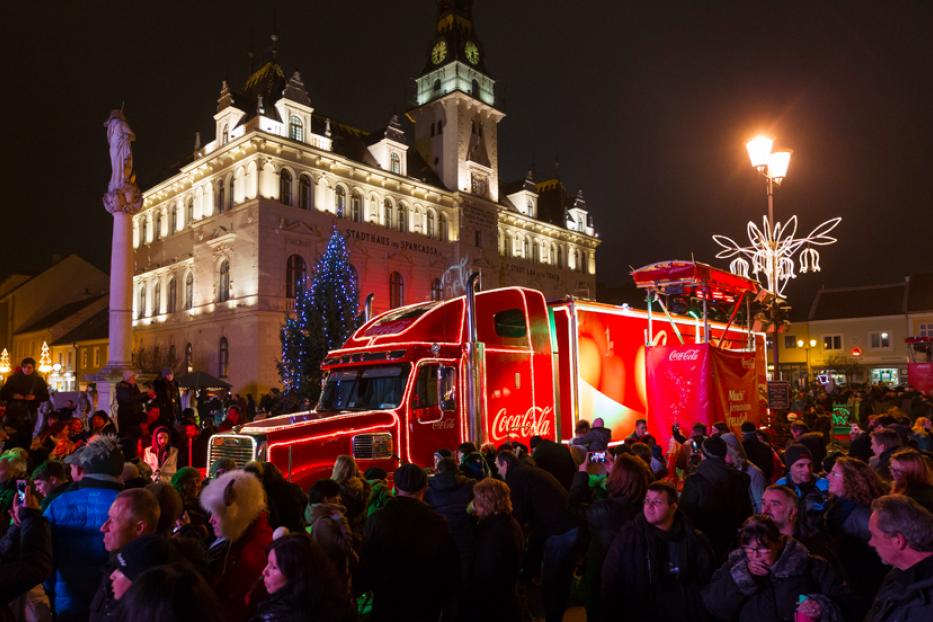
[668, 349, 701, 362]
[491, 406, 553, 442]
[741, 357, 755, 369]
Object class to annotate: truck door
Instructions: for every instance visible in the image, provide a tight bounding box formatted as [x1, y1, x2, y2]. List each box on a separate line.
[409, 362, 459, 467]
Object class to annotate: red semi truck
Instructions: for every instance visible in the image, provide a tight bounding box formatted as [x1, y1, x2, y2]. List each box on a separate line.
[208, 264, 766, 488]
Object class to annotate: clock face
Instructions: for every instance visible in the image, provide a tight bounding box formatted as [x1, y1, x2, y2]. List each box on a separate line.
[465, 41, 479, 65]
[432, 40, 448, 65]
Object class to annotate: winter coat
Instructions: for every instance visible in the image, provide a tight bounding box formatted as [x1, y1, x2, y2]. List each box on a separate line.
[306, 502, 358, 590]
[87, 559, 120, 622]
[741, 460, 768, 512]
[152, 377, 181, 426]
[0, 370, 49, 449]
[602, 512, 715, 622]
[115, 381, 148, 438]
[865, 555, 933, 622]
[505, 462, 574, 542]
[248, 589, 355, 622]
[337, 477, 370, 538]
[43, 477, 122, 620]
[775, 475, 829, 539]
[208, 512, 273, 622]
[424, 470, 475, 580]
[359, 496, 459, 622]
[264, 479, 307, 534]
[142, 446, 178, 483]
[822, 497, 886, 614]
[0, 508, 52, 622]
[462, 512, 524, 621]
[741, 433, 775, 481]
[532, 438, 577, 490]
[702, 538, 852, 622]
[574, 426, 612, 452]
[679, 457, 753, 563]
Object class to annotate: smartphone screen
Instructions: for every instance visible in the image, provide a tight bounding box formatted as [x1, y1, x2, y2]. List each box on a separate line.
[589, 451, 607, 464]
[16, 480, 27, 503]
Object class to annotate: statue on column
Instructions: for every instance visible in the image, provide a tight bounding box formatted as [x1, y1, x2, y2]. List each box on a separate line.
[103, 109, 142, 215]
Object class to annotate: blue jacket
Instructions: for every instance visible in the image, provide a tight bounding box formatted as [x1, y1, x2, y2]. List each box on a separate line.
[43, 477, 122, 619]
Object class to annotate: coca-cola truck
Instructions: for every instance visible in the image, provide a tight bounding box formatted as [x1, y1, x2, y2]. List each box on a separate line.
[209, 264, 766, 488]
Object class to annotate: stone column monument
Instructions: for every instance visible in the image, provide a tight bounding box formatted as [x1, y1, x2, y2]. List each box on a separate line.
[87, 110, 143, 414]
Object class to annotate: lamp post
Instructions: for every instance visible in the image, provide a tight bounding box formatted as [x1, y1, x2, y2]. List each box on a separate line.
[796, 338, 817, 385]
[713, 135, 841, 381]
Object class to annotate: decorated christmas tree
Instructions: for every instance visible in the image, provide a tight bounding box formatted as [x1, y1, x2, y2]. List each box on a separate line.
[278, 228, 360, 405]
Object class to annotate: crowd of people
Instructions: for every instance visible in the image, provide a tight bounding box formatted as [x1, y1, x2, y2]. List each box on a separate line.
[0, 354, 931, 621]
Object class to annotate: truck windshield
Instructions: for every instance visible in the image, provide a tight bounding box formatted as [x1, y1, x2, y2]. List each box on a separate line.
[317, 364, 411, 412]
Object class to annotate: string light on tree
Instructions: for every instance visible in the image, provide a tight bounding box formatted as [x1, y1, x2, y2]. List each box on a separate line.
[38, 341, 53, 374]
[0, 349, 9, 375]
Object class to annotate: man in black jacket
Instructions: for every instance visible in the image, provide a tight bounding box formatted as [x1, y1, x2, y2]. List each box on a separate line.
[679, 436, 753, 563]
[0, 358, 50, 450]
[151, 368, 181, 429]
[497, 450, 577, 622]
[360, 464, 459, 622]
[424, 458, 475, 582]
[115, 371, 151, 460]
[740, 421, 774, 481]
[602, 482, 714, 622]
[530, 435, 577, 490]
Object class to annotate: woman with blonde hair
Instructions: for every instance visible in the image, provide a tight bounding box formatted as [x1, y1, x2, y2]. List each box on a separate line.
[464, 478, 524, 620]
[824, 456, 888, 612]
[330, 455, 369, 536]
[889, 448, 933, 511]
[910, 416, 932, 451]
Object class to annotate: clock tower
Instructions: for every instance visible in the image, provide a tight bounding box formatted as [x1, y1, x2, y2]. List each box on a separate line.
[408, 0, 504, 201]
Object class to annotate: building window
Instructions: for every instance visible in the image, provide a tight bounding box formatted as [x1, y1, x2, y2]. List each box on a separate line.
[431, 278, 443, 301]
[427, 211, 436, 238]
[81, 349, 88, 369]
[221, 124, 229, 145]
[921, 323, 933, 338]
[174, 204, 181, 231]
[186, 197, 194, 225]
[218, 260, 231, 302]
[289, 115, 303, 142]
[184, 272, 194, 310]
[184, 343, 193, 371]
[870, 331, 892, 349]
[217, 183, 225, 214]
[389, 272, 404, 308]
[154, 211, 162, 240]
[823, 335, 842, 351]
[299, 175, 312, 210]
[153, 281, 162, 315]
[166, 277, 176, 313]
[218, 337, 229, 378]
[390, 152, 401, 174]
[335, 186, 346, 217]
[351, 194, 362, 222]
[397, 205, 408, 232]
[384, 199, 393, 228]
[279, 169, 292, 206]
[471, 79, 480, 97]
[286, 255, 307, 299]
[93, 347, 100, 367]
[138, 285, 146, 319]
[784, 336, 798, 349]
[433, 79, 441, 92]
[439, 215, 448, 241]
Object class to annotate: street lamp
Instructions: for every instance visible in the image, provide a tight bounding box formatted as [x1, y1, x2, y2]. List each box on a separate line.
[797, 338, 817, 384]
[713, 135, 841, 381]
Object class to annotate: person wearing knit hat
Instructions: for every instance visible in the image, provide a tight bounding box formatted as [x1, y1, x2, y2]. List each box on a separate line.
[393, 463, 428, 495]
[680, 431, 754, 562]
[110, 535, 174, 600]
[775, 443, 830, 539]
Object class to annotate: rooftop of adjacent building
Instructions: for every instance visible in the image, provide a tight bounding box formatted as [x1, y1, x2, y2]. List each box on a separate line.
[807, 273, 933, 321]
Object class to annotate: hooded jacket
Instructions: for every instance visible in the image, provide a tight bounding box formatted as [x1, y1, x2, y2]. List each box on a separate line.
[305, 502, 357, 590]
[679, 457, 753, 562]
[424, 470, 475, 580]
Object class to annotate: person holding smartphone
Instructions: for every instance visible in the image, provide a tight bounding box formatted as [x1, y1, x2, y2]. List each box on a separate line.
[0, 480, 53, 617]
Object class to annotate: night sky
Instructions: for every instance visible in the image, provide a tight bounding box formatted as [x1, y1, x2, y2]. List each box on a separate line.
[5, 1, 932, 311]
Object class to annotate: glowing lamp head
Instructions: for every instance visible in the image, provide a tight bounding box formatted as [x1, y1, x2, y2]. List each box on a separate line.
[767, 149, 793, 182]
[796, 339, 805, 348]
[809, 339, 817, 348]
[745, 136, 774, 169]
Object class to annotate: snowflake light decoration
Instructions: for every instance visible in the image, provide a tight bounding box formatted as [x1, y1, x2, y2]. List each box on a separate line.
[712, 214, 841, 298]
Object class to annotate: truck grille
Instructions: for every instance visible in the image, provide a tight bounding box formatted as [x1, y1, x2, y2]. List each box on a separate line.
[352, 433, 393, 460]
[207, 434, 257, 469]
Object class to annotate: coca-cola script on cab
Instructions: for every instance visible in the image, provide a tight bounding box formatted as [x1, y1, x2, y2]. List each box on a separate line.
[491, 406, 553, 442]
[668, 349, 701, 362]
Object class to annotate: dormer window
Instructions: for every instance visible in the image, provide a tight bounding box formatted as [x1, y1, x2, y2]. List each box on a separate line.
[221, 124, 229, 146]
[289, 115, 304, 142]
[433, 79, 441, 92]
[390, 152, 401, 174]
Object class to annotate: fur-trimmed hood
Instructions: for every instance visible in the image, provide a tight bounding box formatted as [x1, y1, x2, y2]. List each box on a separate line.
[200, 469, 267, 542]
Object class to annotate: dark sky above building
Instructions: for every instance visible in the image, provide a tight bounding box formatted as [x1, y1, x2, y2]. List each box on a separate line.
[4, 1, 932, 309]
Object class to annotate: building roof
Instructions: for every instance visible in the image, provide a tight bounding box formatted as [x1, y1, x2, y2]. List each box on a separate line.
[51, 307, 109, 345]
[907, 272, 933, 313]
[17, 295, 106, 334]
[808, 281, 907, 321]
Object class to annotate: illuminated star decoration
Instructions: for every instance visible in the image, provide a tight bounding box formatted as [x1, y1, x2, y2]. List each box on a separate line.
[712, 214, 841, 298]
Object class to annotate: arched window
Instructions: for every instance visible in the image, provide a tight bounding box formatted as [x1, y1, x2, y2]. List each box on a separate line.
[431, 278, 443, 302]
[154, 211, 162, 240]
[390, 152, 401, 174]
[184, 272, 194, 310]
[439, 215, 449, 242]
[389, 272, 405, 308]
[138, 285, 146, 319]
[221, 124, 229, 146]
[174, 203, 182, 231]
[523, 236, 531, 259]
[227, 176, 234, 210]
[426, 211, 436, 238]
[153, 281, 162, 315]
[217, 183, 225, 214]
[218, 260, 231, 302]
[557, 245, 563, 268]
[397, 204, 408, 233]
[167, 277, 177, 313]
[279, 169, 292, 206]
[286, 254, 307, 299]
[186, 197, 194, 225]
[335, 186, 346, 217]
[184, 343, 193, 371]
[289, 115, 303, 142]
[471, 79, 480, 96]
[218, 337, 229, 378]
[383, 198, 393, 228]
[350, 193, 362, 223]
[433, 79, 441, 92]
[299, 175, 312, 210]
[550, 244, 557, 266]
